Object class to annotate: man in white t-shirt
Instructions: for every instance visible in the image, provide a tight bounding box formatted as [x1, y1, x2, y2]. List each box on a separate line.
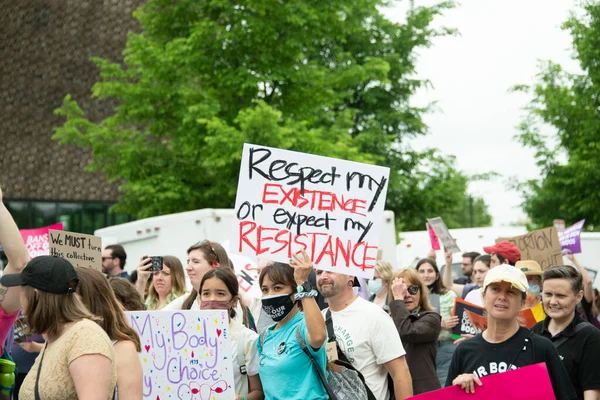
[317, 270, 413, 400]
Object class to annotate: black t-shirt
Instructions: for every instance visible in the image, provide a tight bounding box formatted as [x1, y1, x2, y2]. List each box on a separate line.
[446, 327, 577, 400]
[532, 313, 600, 399]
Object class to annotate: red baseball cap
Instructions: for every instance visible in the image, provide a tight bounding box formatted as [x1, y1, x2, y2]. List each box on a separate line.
[483, 241, 521, 264]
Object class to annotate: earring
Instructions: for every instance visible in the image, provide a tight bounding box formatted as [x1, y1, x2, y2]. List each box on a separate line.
[348, 280, 353, 287]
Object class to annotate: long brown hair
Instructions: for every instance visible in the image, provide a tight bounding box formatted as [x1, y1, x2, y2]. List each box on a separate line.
[183, 240, 234, 309]
[146, 255, 187, 309]
[24, 285, 99, 337]
[108, 277, 146, 311]
[76, 267, 141, 351]
[200, 267, 250, 327]
[415, 258, 448, 295]
[396, 268, 434, 312]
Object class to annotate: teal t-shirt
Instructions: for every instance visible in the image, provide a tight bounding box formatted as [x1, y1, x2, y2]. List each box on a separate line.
[257, 312, 328, 400]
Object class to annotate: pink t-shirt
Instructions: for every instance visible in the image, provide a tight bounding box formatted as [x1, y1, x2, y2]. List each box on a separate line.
[0, 308, 19, 357]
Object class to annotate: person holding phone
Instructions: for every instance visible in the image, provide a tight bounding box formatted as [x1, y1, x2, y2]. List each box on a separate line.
[135, 255, 186, 310]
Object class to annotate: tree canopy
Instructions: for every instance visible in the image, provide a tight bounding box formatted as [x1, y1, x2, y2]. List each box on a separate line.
[514, 2, 600, 230]
[54, 0, 491, 231]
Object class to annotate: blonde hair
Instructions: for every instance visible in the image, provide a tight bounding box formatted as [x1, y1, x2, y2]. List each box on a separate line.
[395, 268, 434, 312]
[375, 260, 395, 286]
[146, 255, 187, 310]
[24, 285, 99, 337]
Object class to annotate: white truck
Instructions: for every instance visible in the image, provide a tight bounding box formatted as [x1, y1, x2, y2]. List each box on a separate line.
[94, 208, 399, 275]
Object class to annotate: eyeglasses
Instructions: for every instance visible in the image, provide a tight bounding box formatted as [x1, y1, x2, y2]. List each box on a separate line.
[407, 285, 420, 295]
[101, 257, 114, 262]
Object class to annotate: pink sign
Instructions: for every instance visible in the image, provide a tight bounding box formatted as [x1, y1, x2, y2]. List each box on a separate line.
[407, 363, 555, 400]
[426, 222, 441, 251]
[20, 223, 64, 259]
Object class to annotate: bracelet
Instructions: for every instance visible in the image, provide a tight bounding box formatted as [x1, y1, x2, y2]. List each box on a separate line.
[243, 396, 248, 400]
[294, 289, 318, 301]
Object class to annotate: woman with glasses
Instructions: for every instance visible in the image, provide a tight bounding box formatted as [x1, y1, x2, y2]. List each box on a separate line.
[389, 268, 441, 395]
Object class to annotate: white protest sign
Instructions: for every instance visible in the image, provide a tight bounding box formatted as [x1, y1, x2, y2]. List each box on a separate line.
[427, 217, 461, 253]
[126, 310, 235, 400]
[232, 144, 390, 279]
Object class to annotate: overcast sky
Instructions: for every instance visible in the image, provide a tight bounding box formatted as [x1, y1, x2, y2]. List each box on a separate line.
[381, 0, 579, 226]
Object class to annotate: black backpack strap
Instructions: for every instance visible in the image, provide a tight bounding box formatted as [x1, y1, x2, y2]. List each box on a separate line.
[325, 309, 335, 342]
[295, 326, 337, 400]
[551, 321, 590, 349]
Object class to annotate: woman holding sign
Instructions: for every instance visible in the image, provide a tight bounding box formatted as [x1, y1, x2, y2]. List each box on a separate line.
[257, 252, 328, 400]
[76, 267, 143, 400]
[390, 268, 441, 395]
[199, 267, 264, 400]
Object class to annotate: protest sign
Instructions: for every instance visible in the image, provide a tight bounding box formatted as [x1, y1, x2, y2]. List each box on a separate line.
[126, 310, 235, 400]
[406, 363, 555, 400]
[426, 222, 441, 251]
[558, 219, 585, 254]
[451, 298, 485, 339]
[49, 230, 102, 270]
[229, 254, 261, 299]
[20, 223, 64, 259]
[497, 227, 563, 269]
[427, 217, 460, 253]
[232, 144, 390, 279]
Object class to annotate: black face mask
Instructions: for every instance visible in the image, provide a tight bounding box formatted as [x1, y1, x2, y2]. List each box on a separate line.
[261, 294, 295, 322]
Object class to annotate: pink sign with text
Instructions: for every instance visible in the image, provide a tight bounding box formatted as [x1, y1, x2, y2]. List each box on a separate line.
[20, 223, 64, 259]
[407, 363, 555, 400]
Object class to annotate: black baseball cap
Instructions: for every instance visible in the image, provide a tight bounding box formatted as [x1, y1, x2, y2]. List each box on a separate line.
[1, 256, 79, 294]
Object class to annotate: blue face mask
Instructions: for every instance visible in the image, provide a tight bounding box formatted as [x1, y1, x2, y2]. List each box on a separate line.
[368, 279, 384, 295]
[528, 283, 541, 297]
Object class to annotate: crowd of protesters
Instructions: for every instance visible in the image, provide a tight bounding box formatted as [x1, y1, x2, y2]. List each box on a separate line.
[1, 184, 599, 400]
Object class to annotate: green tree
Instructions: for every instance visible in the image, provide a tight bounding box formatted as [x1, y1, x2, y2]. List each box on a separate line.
[54, 0, 490, 230]
[513, 2, 600, 230]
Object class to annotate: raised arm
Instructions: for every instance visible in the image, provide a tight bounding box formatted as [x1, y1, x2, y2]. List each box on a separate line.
[290, 250, 326, 349]
[566, 251, 593, 303]
[0, 187, 30, 313]
[442, 249, 464, 298]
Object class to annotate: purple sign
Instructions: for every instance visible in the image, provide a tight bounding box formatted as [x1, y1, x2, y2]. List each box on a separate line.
[558, 219, 585, 254]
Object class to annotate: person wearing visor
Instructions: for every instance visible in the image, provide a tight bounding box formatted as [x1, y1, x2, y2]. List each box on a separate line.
[1, 256, 117, 400]
[446, 265, 576, 399]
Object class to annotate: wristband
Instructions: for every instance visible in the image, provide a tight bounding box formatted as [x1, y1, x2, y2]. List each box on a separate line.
[294, 289, 318, 301]
[243, 396, 248, 400]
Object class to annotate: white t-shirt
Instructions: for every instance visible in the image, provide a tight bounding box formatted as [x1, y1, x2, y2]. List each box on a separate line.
[464, 288, 484, 307]
[229, 319, 259, 396]
[323, 297, 406, 400]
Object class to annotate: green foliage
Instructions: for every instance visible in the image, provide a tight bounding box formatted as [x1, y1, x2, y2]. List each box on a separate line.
[513, 2, 600, 230]
[54, 0, 490, 231]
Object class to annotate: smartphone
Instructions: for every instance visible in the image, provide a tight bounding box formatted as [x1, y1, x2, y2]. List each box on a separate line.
[149, 256, 163, 271]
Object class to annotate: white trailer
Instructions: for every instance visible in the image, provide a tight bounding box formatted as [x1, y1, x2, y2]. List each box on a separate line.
[95, 208, 399, 274]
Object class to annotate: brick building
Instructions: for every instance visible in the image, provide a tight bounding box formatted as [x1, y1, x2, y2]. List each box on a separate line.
[1, 0, 146, 233]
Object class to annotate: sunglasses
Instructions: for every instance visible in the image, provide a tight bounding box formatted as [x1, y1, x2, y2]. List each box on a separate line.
[407, 285, 420, 295]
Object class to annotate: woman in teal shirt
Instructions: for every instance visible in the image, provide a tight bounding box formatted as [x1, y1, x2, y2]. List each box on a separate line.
[256, 251, 328, 400]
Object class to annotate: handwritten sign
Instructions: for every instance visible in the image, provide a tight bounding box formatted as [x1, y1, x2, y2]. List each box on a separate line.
[229, 253, 261, 299]
[20, 223, 64, 259]
[558, 219, 585, 254]
[497, 227, 563, 269]
[426, 222, 441, 251]
[406, 363, 555, 399]
[49, 230, 102, 270]
[232, 144, 390, 278]
[126, 311, 235, 400]
[427, 217, 460, 253]
[452, 298, 485, 339]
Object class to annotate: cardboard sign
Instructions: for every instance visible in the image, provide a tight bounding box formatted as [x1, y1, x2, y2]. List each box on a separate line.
[497, 227, 563, 269]
[20, 223, 64, 259]
[406, 363, 555, 399]
[427, 217, 460, 253]
[126, 311, 235, 400]
[558, 219, 585, 254]
[452, 298, 485, 339]
[49, 230, 102, 270]
[426, 222, 441, 251]
[232, 144, 390, 279]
